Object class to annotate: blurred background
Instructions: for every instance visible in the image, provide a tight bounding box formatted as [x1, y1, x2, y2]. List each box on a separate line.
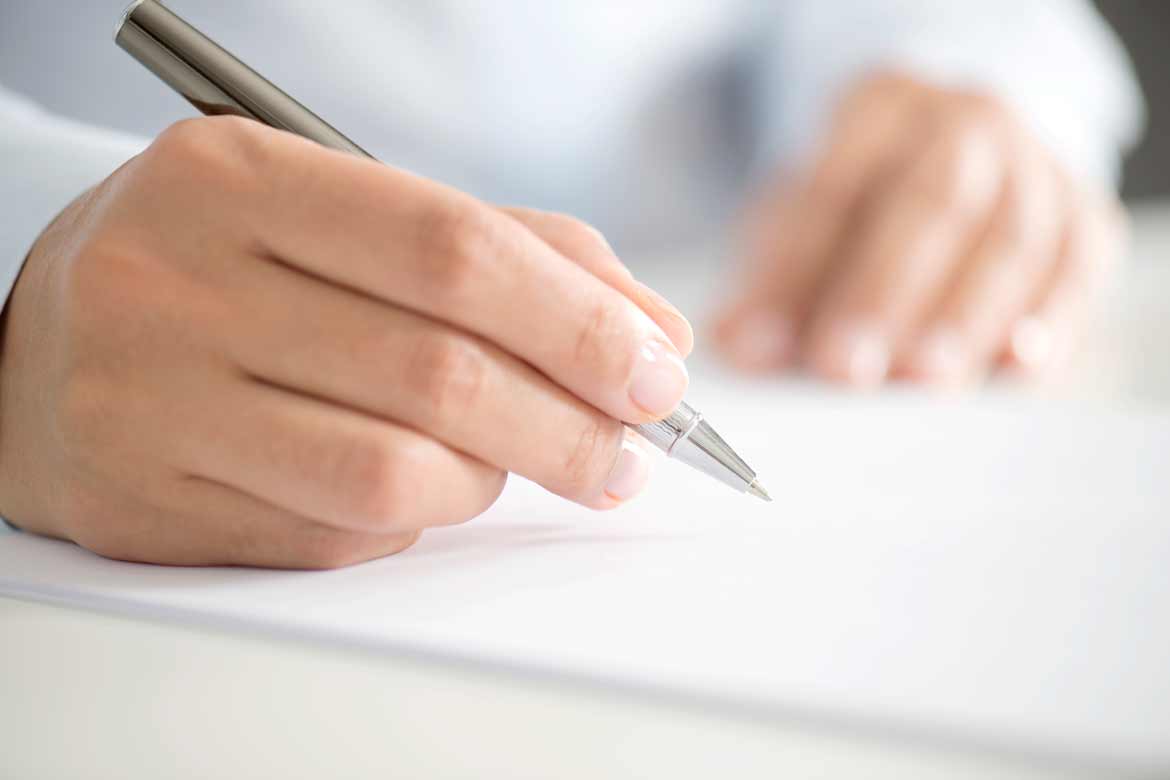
[1096, 1, 1170, 200]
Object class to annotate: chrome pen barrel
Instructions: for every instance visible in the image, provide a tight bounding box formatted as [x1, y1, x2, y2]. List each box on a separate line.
[115, 0, 370, 158]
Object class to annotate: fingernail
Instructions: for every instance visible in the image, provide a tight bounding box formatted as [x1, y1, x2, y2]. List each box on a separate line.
[832, 323, 890, 387]
[628, 340, 689, 417]
[604, 434, 652, 503]
[723, 310, 792, 371]
[913, 328, 968, 386]
[1010, 316, 1053, 370]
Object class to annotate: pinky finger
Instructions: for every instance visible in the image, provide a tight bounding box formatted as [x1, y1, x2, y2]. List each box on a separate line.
[80, 476, 421, 569]
[181, 477, 424, 569]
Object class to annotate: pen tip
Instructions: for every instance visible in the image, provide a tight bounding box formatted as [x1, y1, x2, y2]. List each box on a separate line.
[747, 479, 772, 502]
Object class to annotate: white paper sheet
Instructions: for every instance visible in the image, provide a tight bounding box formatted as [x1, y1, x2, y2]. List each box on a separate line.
[2, 379, 1168, 772]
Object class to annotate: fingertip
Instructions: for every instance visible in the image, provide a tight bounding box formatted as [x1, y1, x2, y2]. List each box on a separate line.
[628, 339, 690, 420]
[584, 495, 623, 511]
[586, 433, 653, 510]
[605, 433, 653, 502]
[905, 328, 971, 390]
[1007, 316, 1055, 374]
[810, 320, 891, 389]
[714, 308, 794, 373]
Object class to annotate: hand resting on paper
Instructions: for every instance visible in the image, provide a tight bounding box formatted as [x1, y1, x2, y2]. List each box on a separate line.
[0, 117, 693, 568]
[715, 72, 1127, 388]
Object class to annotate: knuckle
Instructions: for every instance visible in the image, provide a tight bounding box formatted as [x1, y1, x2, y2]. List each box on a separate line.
[330, 435, 412, 529]
[157, 115, 261, 153]
[417, 200, 500, 299]
[150, 118, 226, 169]
[146, 117, 266, 190]
[573, 297, 626, 373]
[432, 467, 508, 528]
[561, 417, 623, 499]
[915, 127, 999, 217]
[151, 117, 208, 152]
[209, 113, 267, 144]
[410, 334, 488, 433]
[548, 212, 611, 254]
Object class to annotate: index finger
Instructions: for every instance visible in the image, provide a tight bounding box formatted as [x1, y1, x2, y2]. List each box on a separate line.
[498, 206, 695, 358]
[210, 119, 690, 426]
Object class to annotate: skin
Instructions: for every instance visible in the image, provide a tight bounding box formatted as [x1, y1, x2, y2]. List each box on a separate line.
[0, 116, 694, 568]
[0, 70, 1129, 569]
[715, 72, 1128, 388]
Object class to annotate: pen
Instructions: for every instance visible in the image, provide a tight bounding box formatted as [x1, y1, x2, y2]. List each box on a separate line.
[115, 0, 771, 501]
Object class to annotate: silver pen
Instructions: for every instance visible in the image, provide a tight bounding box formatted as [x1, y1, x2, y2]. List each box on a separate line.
[115, 0, 771, 501]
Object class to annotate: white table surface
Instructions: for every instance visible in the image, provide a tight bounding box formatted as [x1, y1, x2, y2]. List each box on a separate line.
[3, 203, 1169, 780]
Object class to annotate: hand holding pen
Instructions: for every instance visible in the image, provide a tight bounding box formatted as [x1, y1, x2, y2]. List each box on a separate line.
[0, 1, 764, 568]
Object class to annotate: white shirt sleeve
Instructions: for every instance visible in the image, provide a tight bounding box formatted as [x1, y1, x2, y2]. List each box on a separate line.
[754, 0, 1145, 189]
[0, 85, 148, 315]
